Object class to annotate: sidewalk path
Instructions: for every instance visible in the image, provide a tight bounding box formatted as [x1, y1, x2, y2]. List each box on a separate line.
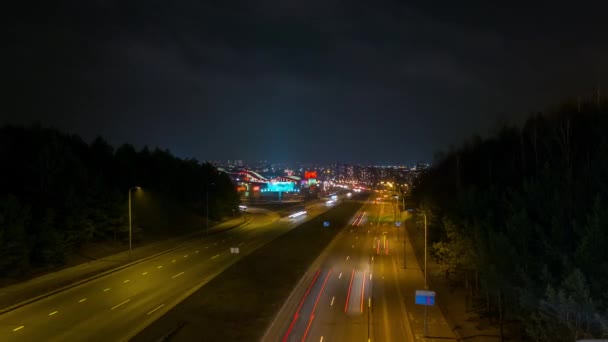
[401, 212, 501, 342]
[390, 212, 456, 341]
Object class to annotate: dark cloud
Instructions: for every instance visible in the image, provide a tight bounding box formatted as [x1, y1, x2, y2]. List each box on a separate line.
[4, 1, 608, 163]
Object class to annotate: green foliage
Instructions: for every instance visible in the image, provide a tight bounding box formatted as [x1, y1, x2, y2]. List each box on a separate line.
[0, 125, 239, 271]
[431, 218, 475, 274]
[0, 196, 31, 276]
[409, 102, 608, 340]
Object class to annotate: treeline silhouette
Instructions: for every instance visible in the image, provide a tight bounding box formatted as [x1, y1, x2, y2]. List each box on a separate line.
[0, 125, 239, 276]
[410, 100, 608, 341]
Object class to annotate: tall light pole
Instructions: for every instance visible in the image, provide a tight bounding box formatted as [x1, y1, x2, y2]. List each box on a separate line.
[407, 207, 429, 336]
[205, 182, 215, 237]
[423, 212, 427, 288]
[128, 186, 141, 258]
[423, 211, 428, 337]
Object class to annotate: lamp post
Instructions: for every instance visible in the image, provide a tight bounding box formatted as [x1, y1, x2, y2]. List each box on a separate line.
[422, 211, 428, 337]
[407, 207, 429, 337]
[205, 182, 216, 237]
[128, 186, 141, 258]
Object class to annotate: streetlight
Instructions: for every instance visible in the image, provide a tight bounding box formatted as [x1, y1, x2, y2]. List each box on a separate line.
[128, 186, 141, 257]
[407, 207, 429, 337]
[205, 182, 216, 238]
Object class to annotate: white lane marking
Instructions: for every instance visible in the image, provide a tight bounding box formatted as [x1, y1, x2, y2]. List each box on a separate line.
[339, 272, 342, 279]
[239, 242, 245, 246]
[370, 273, 373, 280]
[172, 272, 184, 279]
[142, 272, 148, 276]
[195, 250, 199, 254]
[320, 337, 324, 342]
[123, 279, 130, 283]
[78, 298, 87, 303]
[172, 259, 176, 263]
[211, 254, 219, 259]
[111, 298, 131, 310]
[346, 256, 350, 261]
[13, 326, 24, 332]
[157, 265, 163, 269]
[205, 246, 209, 249]
[103, 288, 110, 292]
[49, 311, 58, 316]
[184, 254, 189, 258]
[372, 256, 374, 261]
[330, 296, 335, 306]
[352, 244, 355, 248]
[147, 304, 165, 315]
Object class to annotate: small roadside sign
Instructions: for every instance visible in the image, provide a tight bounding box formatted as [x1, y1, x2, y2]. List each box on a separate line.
[415, 290, 436, 306]
[395, 221, 401, 227]
[230, 247, 240, 254]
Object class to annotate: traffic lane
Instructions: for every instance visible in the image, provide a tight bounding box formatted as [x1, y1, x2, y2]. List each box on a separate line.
[303, 202, 379, 341]
[368, 198, 410, 342]
[279, 207, 369, 342]
[295, 213, 375, 341]
[371, 251, 409, 342]
[308, 237, 374, 341]
[46, 244, 244, 342]
[0, 202, 332, 339]
[285, 232, 373, 342]
[1, 236, 240, 341]
[0, 212, 316, 341]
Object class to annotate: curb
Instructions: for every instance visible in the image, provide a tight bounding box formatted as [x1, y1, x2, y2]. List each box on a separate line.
[0, 218, 253, 316]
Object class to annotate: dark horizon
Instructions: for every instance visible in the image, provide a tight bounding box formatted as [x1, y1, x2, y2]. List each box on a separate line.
[5, 1, 608, 163]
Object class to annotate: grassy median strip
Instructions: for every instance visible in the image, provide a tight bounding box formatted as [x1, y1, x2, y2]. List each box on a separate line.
[133, 201, 363, 342]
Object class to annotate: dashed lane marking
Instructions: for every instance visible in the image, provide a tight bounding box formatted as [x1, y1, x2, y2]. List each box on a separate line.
[111, 298, 131, 310]
[147, 304, 165, 315]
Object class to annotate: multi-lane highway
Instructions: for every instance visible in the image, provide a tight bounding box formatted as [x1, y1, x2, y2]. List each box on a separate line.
[264, 195, 413, 342]
[0, 201, 331, 342]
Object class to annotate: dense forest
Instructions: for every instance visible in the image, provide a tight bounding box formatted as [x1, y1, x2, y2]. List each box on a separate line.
[0, 125, 239, 276]
[410, 100, 608, 341]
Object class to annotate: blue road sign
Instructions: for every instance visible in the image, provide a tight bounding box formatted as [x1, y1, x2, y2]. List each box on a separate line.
[395, 221, 401, 227]
[323, 221, 330, 227]
[415, 290, 436, 306]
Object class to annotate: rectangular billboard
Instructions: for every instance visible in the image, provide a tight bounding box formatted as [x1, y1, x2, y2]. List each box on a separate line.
[304, 171, 317, 179]
[266, 182, 295, 192]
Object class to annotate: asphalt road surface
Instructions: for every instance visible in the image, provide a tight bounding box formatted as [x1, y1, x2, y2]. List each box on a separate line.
[264, 195, 413, 342]
[0, 202, 330, 342]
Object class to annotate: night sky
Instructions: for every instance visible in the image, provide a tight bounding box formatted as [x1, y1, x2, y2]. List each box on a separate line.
[5, 1, 608, 164]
